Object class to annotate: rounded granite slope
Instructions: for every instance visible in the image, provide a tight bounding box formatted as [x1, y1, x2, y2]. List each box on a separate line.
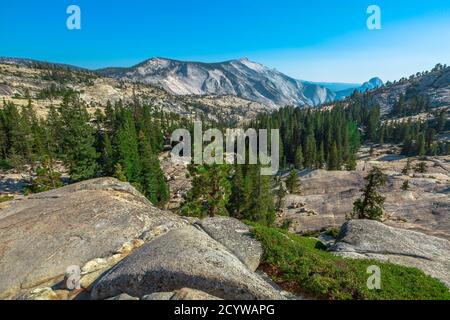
[0, 178, 186, 299]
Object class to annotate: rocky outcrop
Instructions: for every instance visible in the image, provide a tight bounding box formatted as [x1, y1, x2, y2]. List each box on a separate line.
[0, 178, 186, 299]
[196, 217, 263, 271]
[281, 155, 450, 240]
[159, 152, 191, 211]
[107, 293, 139, 300]
[330, 220, 450, 288]
[91, 225, 285, 300]
[143, 288, 222, 301]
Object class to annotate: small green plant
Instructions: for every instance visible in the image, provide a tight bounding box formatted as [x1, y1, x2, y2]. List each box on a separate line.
[414, 162, 428, 174]
[280, 218, 293, 230]
[0, 195, 14, 203]
[402, 158, 412, 175]
[113, 163, 127, 182]
[25, 157, 63, 194]
[401, 180, 410, 191]
[286, 170, 301, 194]
[325, 227, 341, 239]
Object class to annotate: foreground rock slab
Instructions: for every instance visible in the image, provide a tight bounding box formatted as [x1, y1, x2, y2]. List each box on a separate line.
[91, 225, 285, 300]
[143, 288, 222, 301]
[0, 178, 186, 299]
[330, 220, 450, 288]
[197, 217, 263, 271]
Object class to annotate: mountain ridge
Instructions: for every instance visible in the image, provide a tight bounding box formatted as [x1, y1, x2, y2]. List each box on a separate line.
[96, 57, 338, 108]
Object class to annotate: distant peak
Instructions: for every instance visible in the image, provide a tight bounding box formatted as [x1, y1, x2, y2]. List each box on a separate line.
[368, 77, 383, 84]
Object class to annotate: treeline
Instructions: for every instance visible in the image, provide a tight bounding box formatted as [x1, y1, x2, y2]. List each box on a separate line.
[380, 111, 449, 156]
[37, 84, 78, 100]
[252, 104, 365, 171]
[253, 94, 448, 171]
[390, 93, 432, 117]
[31, 61, 97, 85]
[0, 93, 189, 207]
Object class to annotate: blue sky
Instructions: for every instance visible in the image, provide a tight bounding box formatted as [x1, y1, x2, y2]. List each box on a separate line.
[0, 0, 449, 82]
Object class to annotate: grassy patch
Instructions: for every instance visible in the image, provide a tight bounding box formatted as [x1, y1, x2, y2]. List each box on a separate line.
[251, 224, 450, 300]
[0, 195, 14, 203]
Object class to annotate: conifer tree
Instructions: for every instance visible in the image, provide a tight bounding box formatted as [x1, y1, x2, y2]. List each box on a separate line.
[228, 164, 245, 219]
[27, 156, 62, 193]
[294, 146, 304, 170]
[100, 132, 114, 176]
[241, 165, 275, 226]
[316, 142, 325, 169]
[182, 164, 231, 218]
[286, 170, 300, 194]
[345, 153, 357, 171]
[115, 110, 141, 183]
[402, 158, 412, 175]
[417, 133, 426, 158]
[414, 161, 428, 173]
[401, 180, 410, 191]
[113, 163, 127, 182]
[58, 94, 98, 181]
[352, 167, 387, 221]
[304, 134, 316, 168]
[327, 141, 340, 170]
[138, 131, 169, 207]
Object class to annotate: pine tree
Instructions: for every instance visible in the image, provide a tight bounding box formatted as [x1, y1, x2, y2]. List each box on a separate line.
[182, 164, 231, 218]
[113, 163, 127, 182]
[138, 131, 169, 207]
[27, 156, 62, 193]
[286, 170, 301, 194]
[417, 133, 426, 158]
[58, 94, 98, 181]
[401, 158, 412, 175]
[414, 161, 428, 173]
[242, 165, 275, 226]
[115, 110, 141, 183]
[304, 134, 316, 168]
[342, 124, 350, 162]
[401, 180, 410, 191]
[345, 153, 357, 171]
[327, 141, 340, 170]
[316, 142, 325, 169]
[228, 165, 245, 219]
[294, 146, 304, 170]
[367, 106, 380, 142]
[100, 132, 114, 176]
[352, 167, 387, 221]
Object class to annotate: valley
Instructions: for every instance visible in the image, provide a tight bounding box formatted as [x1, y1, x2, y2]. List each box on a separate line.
[0, 56, 449, 301]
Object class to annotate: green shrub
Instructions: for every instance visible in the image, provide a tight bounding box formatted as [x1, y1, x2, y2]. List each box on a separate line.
[325, 227, 340, 239]
[0, 159, 13, 170]
[251, 224, 450, 300]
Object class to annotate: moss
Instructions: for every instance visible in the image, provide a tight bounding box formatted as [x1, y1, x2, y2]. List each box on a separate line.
[251, 224, 450, 300]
